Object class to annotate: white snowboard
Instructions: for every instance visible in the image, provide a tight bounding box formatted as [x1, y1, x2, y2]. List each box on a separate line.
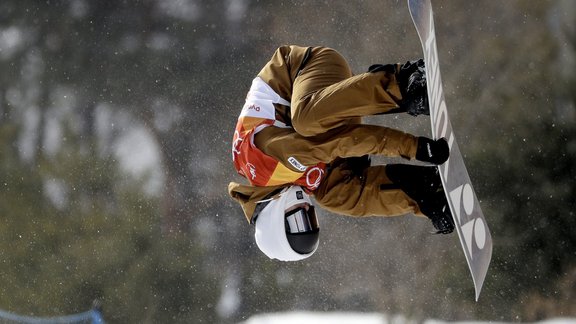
[408, 0, 493, 300]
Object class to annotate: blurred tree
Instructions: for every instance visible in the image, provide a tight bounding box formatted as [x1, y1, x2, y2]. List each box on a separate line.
[0, 121, 219, 322]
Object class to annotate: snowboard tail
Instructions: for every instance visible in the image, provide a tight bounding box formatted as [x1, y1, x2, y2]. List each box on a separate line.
[407, 0, 493, 301]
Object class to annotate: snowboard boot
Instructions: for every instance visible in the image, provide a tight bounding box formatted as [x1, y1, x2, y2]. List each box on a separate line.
[385, 164, 442, 196]
[417, 190, 455, 234]
[385, 164, 454, 234]
[398, 59, 429, 116]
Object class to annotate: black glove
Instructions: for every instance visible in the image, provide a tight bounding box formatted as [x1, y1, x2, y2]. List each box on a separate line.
[416, 137, 449, 165]
[343, 155, 371, 179]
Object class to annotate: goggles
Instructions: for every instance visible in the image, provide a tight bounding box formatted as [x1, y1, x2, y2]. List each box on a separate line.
[284, 206, 319, 234]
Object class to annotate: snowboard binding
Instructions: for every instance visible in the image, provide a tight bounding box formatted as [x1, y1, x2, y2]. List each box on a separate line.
[421, 192, 455, 235]
[399, 59, 429, 116]
[367, 60, 429, 117]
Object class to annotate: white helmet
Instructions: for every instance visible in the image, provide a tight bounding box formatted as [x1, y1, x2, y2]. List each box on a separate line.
[254, 186, 320, 261]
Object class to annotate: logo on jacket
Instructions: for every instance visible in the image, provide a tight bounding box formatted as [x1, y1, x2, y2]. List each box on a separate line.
[287, 157, 307, 172]
[248, 104, 261, 112]
[246, 163, 257, 180]
[305, 167, 324, 190]
[232, 131, 243, 161]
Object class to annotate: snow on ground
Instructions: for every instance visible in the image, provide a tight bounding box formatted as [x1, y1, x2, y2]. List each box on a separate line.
[239, 312, 401, 324]
[239, 312, 576, 324]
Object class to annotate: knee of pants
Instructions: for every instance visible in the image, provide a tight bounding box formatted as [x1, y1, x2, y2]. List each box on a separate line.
[291, 104, 321, 137]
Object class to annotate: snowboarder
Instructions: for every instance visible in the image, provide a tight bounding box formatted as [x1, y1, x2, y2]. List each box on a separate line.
[228, 45, 454, 261]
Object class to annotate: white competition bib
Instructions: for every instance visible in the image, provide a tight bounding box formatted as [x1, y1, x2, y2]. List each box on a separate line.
[240, 77, 291, 128]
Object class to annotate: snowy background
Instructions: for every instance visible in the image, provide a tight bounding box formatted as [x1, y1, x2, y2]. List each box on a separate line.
[0, 0, 575, 323]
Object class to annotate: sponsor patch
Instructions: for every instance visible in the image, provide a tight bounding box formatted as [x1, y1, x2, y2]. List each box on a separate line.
[287, 157, 307, 172]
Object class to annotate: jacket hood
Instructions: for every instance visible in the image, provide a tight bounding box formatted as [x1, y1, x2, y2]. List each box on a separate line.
[228, 182, 286, 223]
